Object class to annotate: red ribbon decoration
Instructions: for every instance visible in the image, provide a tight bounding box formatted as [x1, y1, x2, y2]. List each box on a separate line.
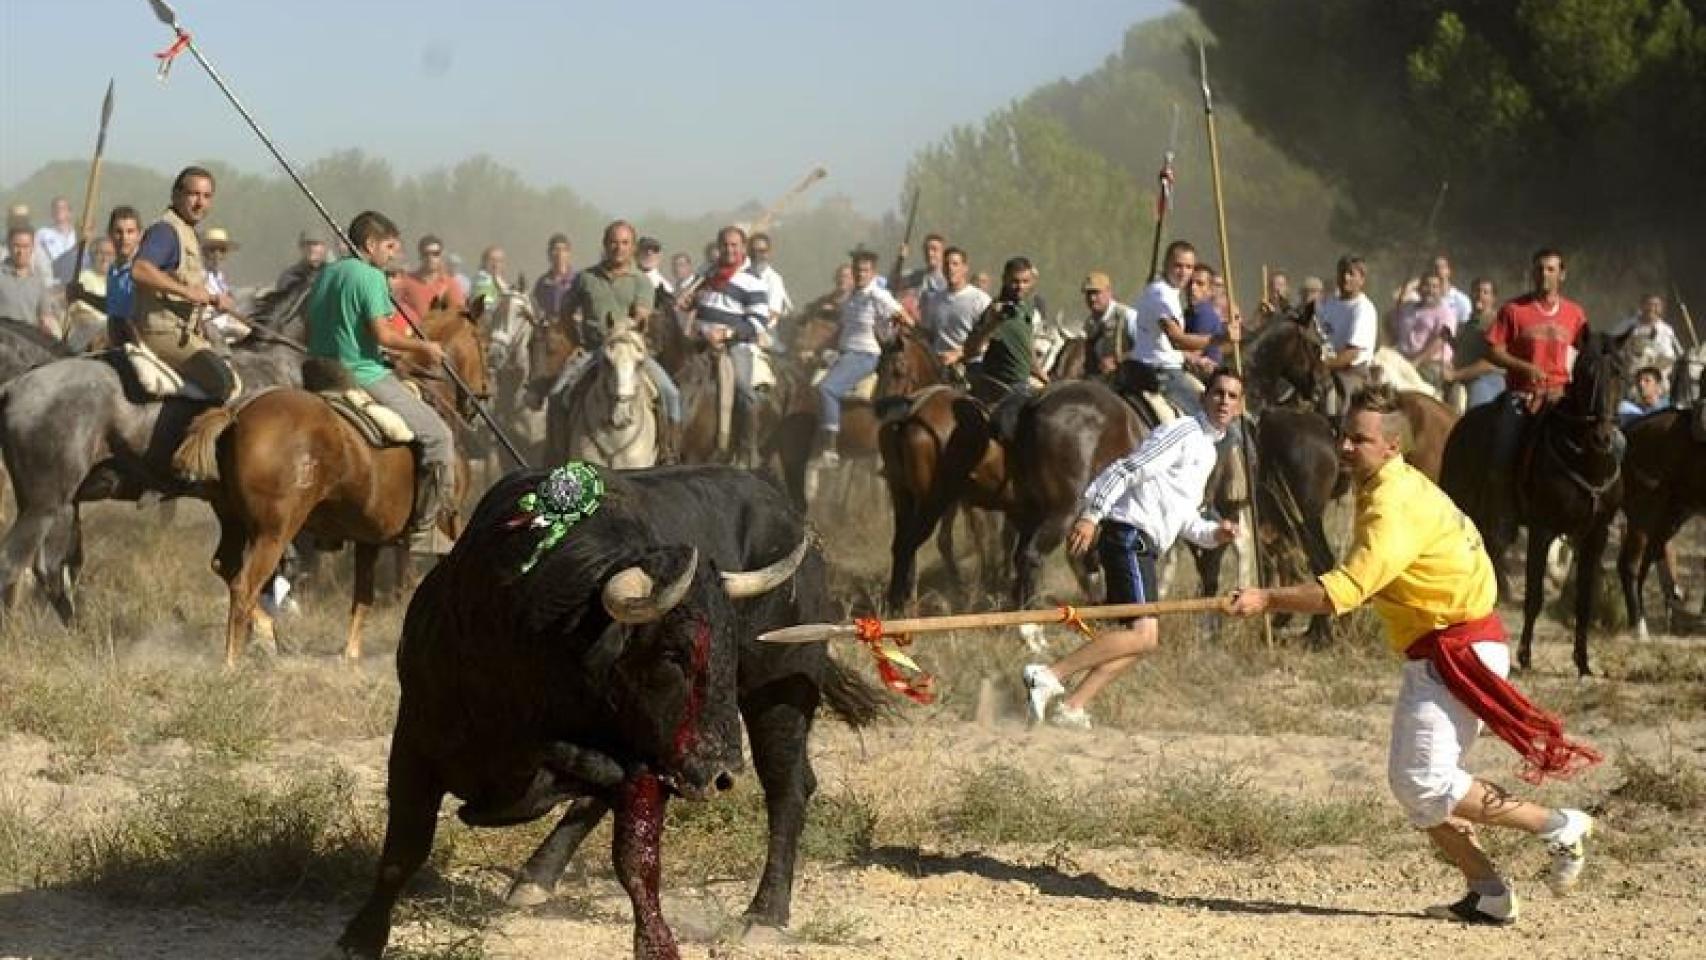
[854, 616, 935, 705]
[155, 29, 191, 81]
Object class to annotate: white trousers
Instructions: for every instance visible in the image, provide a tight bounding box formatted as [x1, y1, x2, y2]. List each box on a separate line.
[1387, 640, 1510, 829]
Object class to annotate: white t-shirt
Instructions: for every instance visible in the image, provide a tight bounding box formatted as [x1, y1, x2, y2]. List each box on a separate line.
[923, 283, 992, 354]
[838, 281, 903, 355]
[1128, 280, 1186, 369]
[1317, 293, 1377, 366]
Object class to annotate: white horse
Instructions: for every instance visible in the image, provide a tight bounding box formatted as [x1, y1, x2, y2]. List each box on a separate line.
[560, 328, 658, 469]
[474, 286, 550, 473]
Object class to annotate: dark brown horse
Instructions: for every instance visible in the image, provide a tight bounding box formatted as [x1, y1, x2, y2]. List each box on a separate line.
[174, 307, 489, 666]
[1615, 407, 1706, 640]
[1440, 330, 1629, 675]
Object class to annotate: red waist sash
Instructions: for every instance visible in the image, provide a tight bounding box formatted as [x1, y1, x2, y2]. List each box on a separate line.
[1404, 614, 1602, 784]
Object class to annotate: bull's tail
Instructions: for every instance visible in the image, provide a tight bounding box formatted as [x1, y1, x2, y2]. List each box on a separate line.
[172, 406, 237, 484]
[821, 655, 893, 727]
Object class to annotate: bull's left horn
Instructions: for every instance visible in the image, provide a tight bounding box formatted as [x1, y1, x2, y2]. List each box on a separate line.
[603, 549, 699, 623]
[721, 534, 812, 599]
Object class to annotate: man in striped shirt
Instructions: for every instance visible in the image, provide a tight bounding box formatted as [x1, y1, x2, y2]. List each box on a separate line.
[1022, 368, 1243, 730]
[684, 225, 771, 462]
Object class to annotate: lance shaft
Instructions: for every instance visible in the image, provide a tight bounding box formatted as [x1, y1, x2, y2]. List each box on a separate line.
[1199, 40, 1270, 647]
[761, 596, 1232, 644]
[150, 8, 528, 469]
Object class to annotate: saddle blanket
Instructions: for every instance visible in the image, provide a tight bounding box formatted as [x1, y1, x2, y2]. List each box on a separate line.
[808, 367, 878, 400]
[738, 343, 777, 392]
[319, 389, 415, 447]
[122, 342, 243, 401]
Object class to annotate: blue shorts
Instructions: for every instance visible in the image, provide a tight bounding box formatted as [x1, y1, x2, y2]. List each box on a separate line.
[1097, 521, 1158, 625]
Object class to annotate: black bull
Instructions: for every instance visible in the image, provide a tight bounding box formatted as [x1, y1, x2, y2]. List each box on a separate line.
[340, 465, 887, 960]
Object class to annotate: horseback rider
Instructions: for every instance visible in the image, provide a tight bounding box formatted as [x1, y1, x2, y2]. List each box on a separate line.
[921, 247, 992, 373]
[1316, 255, 1378, 411]
[305, 210, 455, 535]
[1480, 248, 1593, 523]
[1081, 271, 1135, 378]
[127, 166, 240, 401]
[680, 224, 771, 465]
[814, 248, 910, 469]
[1122, 240, 1208, 417]
[551, 220, 682, 461]
[963, 255, 1045, 442]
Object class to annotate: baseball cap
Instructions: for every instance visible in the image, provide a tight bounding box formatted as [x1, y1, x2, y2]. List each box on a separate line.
[1081, 271, 1112, 292]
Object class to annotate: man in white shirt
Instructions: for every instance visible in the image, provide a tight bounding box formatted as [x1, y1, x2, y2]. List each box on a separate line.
[748, 231, 793, 328]
[1317, 255, 1379, 404]
[1432, 255, 1473, 328]
[34, 196, 78, 286]
[921, 246, 992, 367]
[637, 236, 672, 298]
[816, 249, 909, 468]
[1616, 293, 1683, 394]
[1082, 271, 1136, 376]
[1125, 240, 1240, 417]
[1021, 368, 1243, 730]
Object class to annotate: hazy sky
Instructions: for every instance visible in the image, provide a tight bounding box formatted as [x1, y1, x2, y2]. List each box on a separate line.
[1, 0, 1174, 217]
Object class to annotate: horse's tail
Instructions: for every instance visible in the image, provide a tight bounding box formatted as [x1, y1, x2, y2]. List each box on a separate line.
[173, 406, 238, 484]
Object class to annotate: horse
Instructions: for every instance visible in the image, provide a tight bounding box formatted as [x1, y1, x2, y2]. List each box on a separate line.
[1249, 408, 1342, 644]
[0, 316, 73, 385]
[172, 306, 490, 666]
[472, 286, 550, 472]
[551, 326, 658, 469]
[1440, 330, 1630, 675]
[1614, 407, 1706, 640]
[0, 321, 307, 624]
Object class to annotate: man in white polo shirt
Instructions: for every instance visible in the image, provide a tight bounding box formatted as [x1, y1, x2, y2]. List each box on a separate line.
[1317, 254, 1379, 408]
[1124, 240, 1242, 419]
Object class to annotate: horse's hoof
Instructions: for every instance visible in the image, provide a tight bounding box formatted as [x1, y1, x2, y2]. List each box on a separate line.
[504, 879, 553, 908]
[740, 921, 800, 946]
[1635, 619, 1651, 643]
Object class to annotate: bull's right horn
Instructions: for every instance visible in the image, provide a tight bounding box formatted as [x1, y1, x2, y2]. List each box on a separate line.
[721, 534, 811, 599]
[603, 549, 699, 624]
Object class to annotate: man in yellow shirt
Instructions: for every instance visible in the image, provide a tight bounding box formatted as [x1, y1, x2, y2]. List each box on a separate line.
[1228, 382, 1599, 926]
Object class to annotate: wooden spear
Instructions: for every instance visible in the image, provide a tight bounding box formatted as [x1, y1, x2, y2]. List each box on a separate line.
[759, 596, 1233, 645]
[1198, 40, 1272, 648]
[67, 79, 116, 343]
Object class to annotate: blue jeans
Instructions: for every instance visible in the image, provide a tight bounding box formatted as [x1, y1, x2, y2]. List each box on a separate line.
[1156, 366, 1203, 416]
[817, 350, 880, 432]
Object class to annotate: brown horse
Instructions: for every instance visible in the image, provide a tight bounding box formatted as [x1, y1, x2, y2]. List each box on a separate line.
[174, 307, 490, 666]
[1615, 407, 1706, 640]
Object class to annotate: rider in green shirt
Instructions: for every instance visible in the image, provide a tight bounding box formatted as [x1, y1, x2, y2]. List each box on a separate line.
[306, 210, 455, 534]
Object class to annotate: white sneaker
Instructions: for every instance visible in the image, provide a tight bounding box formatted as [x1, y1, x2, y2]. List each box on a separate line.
[1424, 889, 1520, 925]
[1542, 809, 1592, 895]
[1049, 704, 1092, 731]
[1021, 664, 1064, 725]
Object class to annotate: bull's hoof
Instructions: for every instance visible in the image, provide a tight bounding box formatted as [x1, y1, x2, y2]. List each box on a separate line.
[504, 878, 553, 908]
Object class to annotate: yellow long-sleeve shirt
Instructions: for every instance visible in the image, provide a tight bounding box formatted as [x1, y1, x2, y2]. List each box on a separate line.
[1318, 456, 1498, 653]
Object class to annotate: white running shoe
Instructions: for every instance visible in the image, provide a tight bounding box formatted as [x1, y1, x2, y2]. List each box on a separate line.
[1424, 889, 1520, 925]
[1021, 664, 1064, 725]
[1049, 704, 1092, 731]
[1542, 809, 1593, 895]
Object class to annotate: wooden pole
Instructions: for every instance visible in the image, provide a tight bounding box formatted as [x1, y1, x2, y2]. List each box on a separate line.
[67, 79, 115, 342]
[1199, 40, 1272, 648]
[760, 596, 1232, 645]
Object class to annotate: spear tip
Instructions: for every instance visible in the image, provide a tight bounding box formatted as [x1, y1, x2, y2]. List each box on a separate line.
[100, 78, 115, 123]
[146, 0, 178, 28]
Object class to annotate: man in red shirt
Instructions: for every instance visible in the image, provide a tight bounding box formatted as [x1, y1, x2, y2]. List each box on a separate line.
[1480, 248, 1591, 527]
[393, 233, 465, 326]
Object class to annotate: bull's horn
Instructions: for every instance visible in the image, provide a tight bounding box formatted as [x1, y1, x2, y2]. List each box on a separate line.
[603, 549, 699, 624]
[721, 534, 812, 600]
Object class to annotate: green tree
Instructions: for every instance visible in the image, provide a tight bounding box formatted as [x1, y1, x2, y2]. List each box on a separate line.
[1185, 0, 1706, 320]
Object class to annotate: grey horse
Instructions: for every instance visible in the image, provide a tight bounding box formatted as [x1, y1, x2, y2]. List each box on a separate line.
[0, 291, 309, 624]
[0, 317, 74, 386]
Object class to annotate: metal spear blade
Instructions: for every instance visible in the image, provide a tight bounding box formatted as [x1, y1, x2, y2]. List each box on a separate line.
[1198, 40, 1213, 112]
[147, 0, 179, 28]
[758, 623, 858, 645]
[100, 78, 115, 126]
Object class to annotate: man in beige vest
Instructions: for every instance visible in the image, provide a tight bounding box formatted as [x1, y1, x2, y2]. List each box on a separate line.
[128, 165, 239, 401]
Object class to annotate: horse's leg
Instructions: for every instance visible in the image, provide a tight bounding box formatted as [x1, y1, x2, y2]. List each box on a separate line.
[1574, 519, 1613, 678]
[227, 531, 289, 668]
[1518, 526, 1554, 672]
[346, 543, 379, 661]
[1010, 514, 1044, 610]
[935, 501, 966, 603]
[32, 506, 82, 626]
[1618, 523, 1648, 642]
[0, 506, 63, 617]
